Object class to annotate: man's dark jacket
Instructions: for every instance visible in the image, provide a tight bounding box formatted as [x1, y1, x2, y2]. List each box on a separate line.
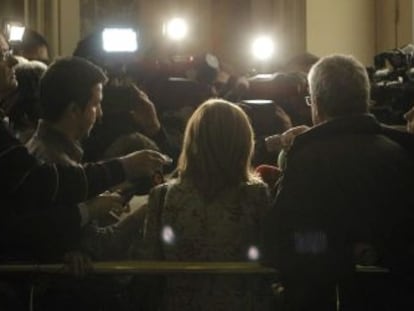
[263, 114, 414, 310]
[0, 121, 125, 261]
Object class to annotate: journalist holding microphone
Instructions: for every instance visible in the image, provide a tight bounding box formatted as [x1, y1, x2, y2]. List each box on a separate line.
[0, 31, 170, 263]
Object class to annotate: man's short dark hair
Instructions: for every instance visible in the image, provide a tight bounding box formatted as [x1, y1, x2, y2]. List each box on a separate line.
[73, 32, 105, 68]
[40, 56, 107, 122]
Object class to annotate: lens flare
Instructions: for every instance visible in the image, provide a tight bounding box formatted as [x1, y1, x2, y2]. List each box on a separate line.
[162, 225, 176, 245]
[247, 245, 260, 261]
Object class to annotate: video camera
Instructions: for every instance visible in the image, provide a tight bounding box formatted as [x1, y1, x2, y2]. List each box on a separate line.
[73, 27, 140, 86]
[370, 44, 414, 124]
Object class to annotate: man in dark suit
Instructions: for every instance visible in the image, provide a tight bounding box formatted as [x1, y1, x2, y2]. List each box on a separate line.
[263, 54, 414, 311]
[0, 31, 168, 262]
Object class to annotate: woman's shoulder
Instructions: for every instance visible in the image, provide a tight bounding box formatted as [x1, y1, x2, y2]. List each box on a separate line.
[150, 178, 188, 199]
[241, 178, 269, 194]
[239, 179, 271, 211]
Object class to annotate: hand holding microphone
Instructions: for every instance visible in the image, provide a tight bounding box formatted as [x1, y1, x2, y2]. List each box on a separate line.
[120, 149, 173, 180]
[265, 125, 310, 152]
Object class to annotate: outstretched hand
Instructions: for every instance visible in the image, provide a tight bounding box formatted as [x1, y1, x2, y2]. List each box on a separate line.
[120, 149, 172, 180]
[279, 125, 310, 150]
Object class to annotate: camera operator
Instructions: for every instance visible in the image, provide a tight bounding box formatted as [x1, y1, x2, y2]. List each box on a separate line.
[74, 31, 180, 170]
[13, 28, 50, 64]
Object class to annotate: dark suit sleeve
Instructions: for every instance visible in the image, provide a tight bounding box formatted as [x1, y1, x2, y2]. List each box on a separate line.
[0, 124, 125, 208]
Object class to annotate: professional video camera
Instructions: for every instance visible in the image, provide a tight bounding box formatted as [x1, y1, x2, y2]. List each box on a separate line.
[370, 44, 414, 124]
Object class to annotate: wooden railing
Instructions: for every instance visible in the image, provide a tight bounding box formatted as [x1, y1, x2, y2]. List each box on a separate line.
[0, 261, 389, 275]
[0, 261, 279, 275]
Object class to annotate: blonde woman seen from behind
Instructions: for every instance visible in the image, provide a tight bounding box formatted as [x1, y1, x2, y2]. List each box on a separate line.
[139, 99, 274, 311]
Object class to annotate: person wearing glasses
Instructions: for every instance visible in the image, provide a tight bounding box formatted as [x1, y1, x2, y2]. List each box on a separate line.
[0, 34, 18, 104]
[263, 54, 414, 310]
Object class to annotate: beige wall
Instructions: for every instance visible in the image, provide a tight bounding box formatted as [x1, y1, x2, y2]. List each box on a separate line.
[375, 0, 412, 52]
[59, 0, 80, 56]
[21, 0, 80, 58]
[9, 0, 414, 65]
[306, 0, 377, 65]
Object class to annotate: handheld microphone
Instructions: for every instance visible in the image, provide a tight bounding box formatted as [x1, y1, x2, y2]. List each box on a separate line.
[117, 171, 165, 202]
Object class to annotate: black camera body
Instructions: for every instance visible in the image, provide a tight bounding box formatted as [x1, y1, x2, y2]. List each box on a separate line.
[370, 44, 414, 124]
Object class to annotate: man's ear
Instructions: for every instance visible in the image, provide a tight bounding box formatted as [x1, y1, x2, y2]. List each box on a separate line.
[129, 109, 139, 122]
[311, 99, 322, 124]
[66, 102, 80, 118]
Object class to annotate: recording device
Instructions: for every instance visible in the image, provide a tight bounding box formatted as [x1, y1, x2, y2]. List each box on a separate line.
[109, 171, 166, 220]
[370, 44, 414, 124]
[114, 155, 171, 204]
[244, 71, 311, 126]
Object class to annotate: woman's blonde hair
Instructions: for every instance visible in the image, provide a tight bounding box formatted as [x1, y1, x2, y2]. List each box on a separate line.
[177, 98, 256, 200]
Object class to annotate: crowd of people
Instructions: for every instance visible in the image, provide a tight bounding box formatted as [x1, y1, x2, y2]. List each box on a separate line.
[1, 27, 414, 311]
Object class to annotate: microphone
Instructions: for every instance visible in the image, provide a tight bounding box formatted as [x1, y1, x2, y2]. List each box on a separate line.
[109, 171, 166, 221]
[255, 164, 282, 187]
[265, 125, 311, 152]
[117, 171, 165, 202]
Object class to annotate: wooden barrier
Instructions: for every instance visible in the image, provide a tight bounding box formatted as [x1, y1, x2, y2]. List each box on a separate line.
[0, 261, 279, 275]
[0, 261, 390, 275]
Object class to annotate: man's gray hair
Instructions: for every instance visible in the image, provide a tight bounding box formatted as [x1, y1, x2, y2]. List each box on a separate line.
[308, 54, 370, 118]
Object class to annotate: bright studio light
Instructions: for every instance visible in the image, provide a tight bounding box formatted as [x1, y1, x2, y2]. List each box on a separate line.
[164, 18, 188, 41]
[8, 25, 25, 42]
[102, 28, 138, 52]
[251, 35, 275, 61]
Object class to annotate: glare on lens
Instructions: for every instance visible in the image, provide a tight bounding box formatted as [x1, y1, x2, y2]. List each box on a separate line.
[162, 225, 176, 245]
[247, 245, 260, 261]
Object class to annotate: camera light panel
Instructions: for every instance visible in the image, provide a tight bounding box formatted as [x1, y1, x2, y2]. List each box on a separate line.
[8, 24, 25, 42]
[102, 28, 138, 52]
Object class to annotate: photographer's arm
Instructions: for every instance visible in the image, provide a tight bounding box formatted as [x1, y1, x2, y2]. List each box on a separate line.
[131, 85, 180, 166]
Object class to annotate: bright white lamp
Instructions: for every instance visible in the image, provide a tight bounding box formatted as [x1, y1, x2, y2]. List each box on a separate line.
[252, 35, 275, 61]
[164, 18, 188, 41]
[102, 28, 138, 52]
